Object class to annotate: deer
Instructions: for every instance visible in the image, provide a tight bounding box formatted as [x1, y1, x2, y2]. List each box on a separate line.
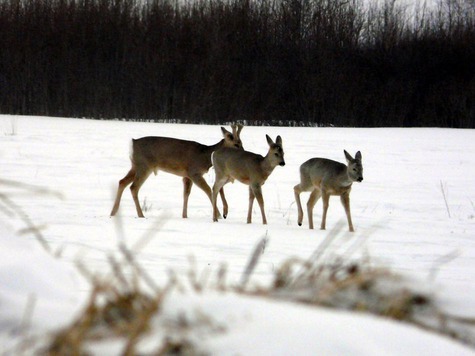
[211, 135, 285, 225]
[294, 150, 363, 232]
[110, 124, 244, 218]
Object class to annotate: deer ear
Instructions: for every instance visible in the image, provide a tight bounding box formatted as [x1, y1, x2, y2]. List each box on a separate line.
[344, 150, 353, 162]
[221, 127, 233, 139]
[355, 151, 362, 161]
[266, 134, 274, 146]
[275, 135, 282, 146]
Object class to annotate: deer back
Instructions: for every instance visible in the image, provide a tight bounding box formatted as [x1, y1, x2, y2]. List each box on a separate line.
[213, 134, 285, 185]
[131, 137, 207, 175]
[130, 125, 243, 177]
[213, 148, 265, 185]
[301, 158, 352, 194]
[301, 150, 363, 195]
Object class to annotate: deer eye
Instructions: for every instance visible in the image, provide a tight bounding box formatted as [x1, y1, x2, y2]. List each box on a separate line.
[234, 144, 240, 148]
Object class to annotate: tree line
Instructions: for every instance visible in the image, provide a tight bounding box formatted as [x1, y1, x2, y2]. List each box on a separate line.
[0, 0, 474, 127]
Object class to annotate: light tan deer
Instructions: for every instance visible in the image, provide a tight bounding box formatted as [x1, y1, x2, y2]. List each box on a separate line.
[212, 135, 285, 224]
[110, 124, 244, 218]
[294, 150, 363, 232]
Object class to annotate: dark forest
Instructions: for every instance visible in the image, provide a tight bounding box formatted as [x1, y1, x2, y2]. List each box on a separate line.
[0, 0, 474, 127]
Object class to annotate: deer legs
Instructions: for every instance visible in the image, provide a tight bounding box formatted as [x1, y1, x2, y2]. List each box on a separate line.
[182, 177, 193, 218]
[340, 192, 354, 232]
[187, 174, 227, 219]
[110, 169, 135, 217]
[295, 186, 355, 232]
[248, 184, 267, 224]
[130, 168, 152, 218]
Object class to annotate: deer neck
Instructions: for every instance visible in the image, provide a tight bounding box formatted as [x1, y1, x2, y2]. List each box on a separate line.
[207, 139, 225, 153]
[340, 171, 354, 188]
[261, 154, 277, 178]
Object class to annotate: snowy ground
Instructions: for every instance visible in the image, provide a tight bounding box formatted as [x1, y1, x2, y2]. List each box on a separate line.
[1, 115, 475, 354]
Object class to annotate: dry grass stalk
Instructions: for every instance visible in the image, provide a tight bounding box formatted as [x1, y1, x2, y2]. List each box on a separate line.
[44, 272, 166, 355]
[41, 242, 172, 355]
[239, 235, 268, 291]
[0, 192, 52, 254]
[0, 178, 63, 255]
[265, 243, 475, 348]
[5, 183, 473, 353]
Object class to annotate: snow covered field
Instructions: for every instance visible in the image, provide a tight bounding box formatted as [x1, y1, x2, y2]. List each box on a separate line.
[1, 115, 475, 354]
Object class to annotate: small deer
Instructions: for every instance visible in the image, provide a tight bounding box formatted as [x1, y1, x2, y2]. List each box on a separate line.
[294, 150, 363, 232]
[110, 124, 244, 218]
[212, 135, 285, 224]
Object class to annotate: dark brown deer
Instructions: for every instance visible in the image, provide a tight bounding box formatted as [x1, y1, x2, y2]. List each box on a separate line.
[110, 125, 244, 218]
